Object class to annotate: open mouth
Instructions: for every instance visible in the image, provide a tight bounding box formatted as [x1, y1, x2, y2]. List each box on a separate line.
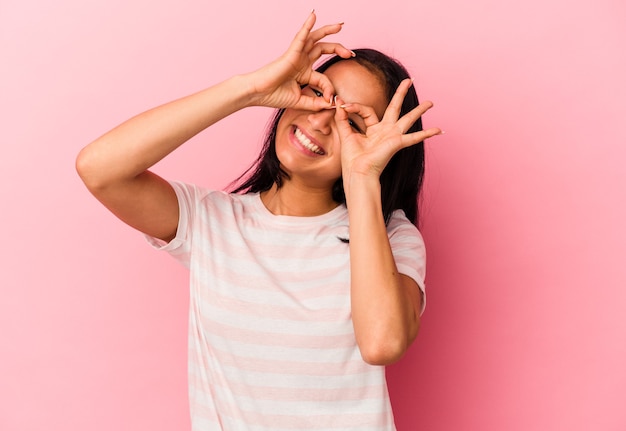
[294, 127, 325, 155]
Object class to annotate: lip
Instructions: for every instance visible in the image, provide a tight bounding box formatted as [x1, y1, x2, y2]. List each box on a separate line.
[290, 126, 326, 156]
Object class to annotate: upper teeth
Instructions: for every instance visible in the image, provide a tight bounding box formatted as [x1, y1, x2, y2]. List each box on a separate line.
[295, 128, 324, 155]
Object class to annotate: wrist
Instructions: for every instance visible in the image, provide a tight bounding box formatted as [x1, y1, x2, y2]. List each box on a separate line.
[236, 67, 284, 108]
[343, 171, 381, 202]
[226, 73, 261, 110]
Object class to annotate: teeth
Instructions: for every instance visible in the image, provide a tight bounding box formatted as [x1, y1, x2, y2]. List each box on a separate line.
[294, 127, 324, 155]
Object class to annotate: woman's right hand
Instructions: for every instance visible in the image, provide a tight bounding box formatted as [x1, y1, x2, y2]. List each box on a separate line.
[77, 12, 353, 243]
[245, 11, 354, 111]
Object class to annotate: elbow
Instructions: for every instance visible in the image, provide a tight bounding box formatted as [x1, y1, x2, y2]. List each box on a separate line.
[75, 145, 113, 192]
[75, 146, 97, 189]
[357, 335, 409, 366]
[356, 317, 421, 366]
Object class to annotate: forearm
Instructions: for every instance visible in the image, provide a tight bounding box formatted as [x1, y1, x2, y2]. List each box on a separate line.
[77, 74, 255, 189]
[346, 174, 420, 365]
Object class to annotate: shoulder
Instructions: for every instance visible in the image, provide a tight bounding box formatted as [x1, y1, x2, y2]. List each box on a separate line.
[169, 180, 223, 202]
[386, 210, 426, 267]
[170, 181, 255, 208]
[387, 210, 423, 241]
[387, 210, 427, 303]
[171, 182, 264, 228]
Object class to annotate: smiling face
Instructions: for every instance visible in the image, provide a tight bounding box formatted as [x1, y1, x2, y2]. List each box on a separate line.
[274, 60, 388, 190]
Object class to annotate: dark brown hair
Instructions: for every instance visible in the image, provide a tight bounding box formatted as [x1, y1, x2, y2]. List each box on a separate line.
[230, 48, 426, 226]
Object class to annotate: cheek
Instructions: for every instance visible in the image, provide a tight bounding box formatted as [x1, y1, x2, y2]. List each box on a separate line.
[274, 111, 295, 143]
[274, 122, 290, 157]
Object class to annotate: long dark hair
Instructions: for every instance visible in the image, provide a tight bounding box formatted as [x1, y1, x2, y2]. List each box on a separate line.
[230, 48, 426, 227]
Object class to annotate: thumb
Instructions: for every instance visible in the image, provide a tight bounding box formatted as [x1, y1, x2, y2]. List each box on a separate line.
[334, 96, 354, 141]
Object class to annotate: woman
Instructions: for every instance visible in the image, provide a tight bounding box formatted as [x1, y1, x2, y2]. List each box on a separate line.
[76, 11, 441, 431]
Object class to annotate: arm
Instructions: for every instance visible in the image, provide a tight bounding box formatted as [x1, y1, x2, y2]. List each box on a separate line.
[76, 77, 256, 242]
[76, 12, 352, 241]
[344, 174, 424, 365]
[336, 80, 441, 365]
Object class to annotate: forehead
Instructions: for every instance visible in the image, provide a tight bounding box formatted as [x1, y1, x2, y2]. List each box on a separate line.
[324, 61, 388, 118]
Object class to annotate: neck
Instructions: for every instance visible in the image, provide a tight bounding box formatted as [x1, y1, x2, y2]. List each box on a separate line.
[260, 181, 339, 217]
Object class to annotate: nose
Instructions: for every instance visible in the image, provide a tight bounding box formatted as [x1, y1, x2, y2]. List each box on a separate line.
[306, 109, 335, 135]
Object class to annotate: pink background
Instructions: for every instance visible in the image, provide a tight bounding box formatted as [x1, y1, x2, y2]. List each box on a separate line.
[2, 0, 625, 430]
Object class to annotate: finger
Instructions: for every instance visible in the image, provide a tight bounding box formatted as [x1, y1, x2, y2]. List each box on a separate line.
[396, 100, 434, 134]
[307, 71, 336, 105]
[303, 23, 343, 53]
[308, 42, 355, 62]
[334, 96, 355, 140]
[381, 78, 413, 123]
[290, 11, 317, 52]
[308, 22, 344, 44]
[291, 96, 326, 112]
[334, 96, 381, 139]
[400, 127, 443, 148]
[291, 75, 335, 111]
[338, 101, 380, 129]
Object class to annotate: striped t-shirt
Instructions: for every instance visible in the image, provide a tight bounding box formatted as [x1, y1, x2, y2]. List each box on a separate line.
[148, 181, 427, 431]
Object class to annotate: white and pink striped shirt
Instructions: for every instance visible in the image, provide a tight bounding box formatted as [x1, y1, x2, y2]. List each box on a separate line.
[148, 181, 426, 430]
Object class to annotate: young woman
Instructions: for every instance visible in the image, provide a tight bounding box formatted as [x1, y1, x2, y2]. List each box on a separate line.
[76, 11, 441, 431]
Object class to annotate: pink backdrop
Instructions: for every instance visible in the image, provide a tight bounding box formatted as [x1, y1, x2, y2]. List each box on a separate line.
[2, 0, 625, 430]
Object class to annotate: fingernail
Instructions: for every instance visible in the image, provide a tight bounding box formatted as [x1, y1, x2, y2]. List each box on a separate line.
[311, 9, 315, 14]
[350, 50, 356, 57]
[339, 103, 352, 109]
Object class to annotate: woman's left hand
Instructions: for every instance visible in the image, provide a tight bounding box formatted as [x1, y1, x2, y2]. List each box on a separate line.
[335, 79, 441, 190]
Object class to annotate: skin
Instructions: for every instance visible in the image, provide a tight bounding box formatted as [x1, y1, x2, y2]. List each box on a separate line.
[76, 12, 441, 365]
[264, 60, 387, 216]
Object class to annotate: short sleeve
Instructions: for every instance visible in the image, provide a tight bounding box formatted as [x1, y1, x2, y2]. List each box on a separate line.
[387, 210, 427, 315]
[144, 180, 196, 268]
